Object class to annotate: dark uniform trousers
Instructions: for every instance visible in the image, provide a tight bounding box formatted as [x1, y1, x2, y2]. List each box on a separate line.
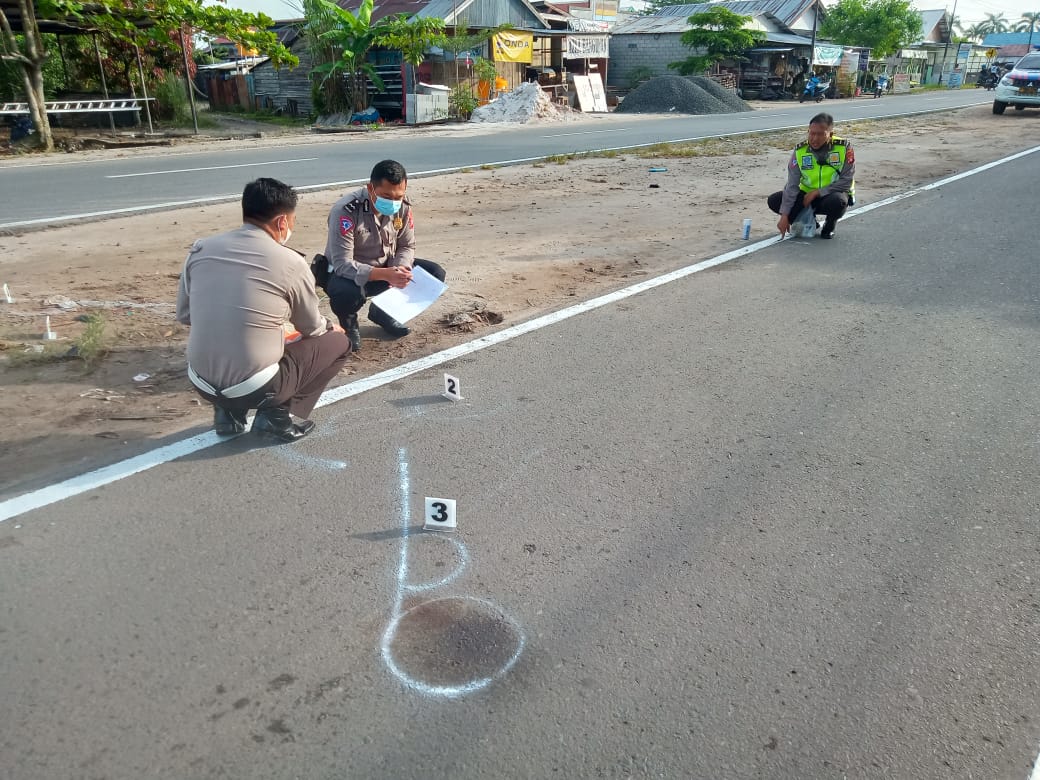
[326, 258, 446, 329]
[767, 190, 849, 226]
[194, 329, 351, 421]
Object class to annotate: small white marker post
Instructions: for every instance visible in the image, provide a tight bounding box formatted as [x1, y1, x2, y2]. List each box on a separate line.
[423, 497, 457, 532]
[43, 316, 57, 340]
[442, 373, 463, 402]
[2, 283, 12, 304]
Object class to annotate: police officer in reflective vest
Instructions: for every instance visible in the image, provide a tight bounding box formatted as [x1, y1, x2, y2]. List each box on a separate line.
[768, 112, 856, 239]
[321, 159, 446, 351]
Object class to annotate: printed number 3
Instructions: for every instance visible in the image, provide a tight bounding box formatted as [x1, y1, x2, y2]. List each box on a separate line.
[431, 502, 449, 522]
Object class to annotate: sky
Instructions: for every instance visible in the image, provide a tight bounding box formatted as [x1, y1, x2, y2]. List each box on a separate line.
[216, 0, 1040, 31]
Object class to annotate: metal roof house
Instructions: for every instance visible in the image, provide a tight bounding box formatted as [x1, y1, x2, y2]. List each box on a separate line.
[981, 32, 1040, 61]
[607, 0, 821, 92]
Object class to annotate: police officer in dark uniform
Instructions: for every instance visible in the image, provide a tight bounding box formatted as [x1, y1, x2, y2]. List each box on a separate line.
[322, 159, 446, 351]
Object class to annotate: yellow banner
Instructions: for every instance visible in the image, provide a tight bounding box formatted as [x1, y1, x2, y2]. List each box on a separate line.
[493, 31, 533, 63]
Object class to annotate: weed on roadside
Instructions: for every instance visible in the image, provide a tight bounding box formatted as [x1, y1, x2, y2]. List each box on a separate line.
[73, 313, 110, 371]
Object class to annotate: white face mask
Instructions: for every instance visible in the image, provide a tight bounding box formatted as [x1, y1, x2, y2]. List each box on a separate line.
[280, 227, 292, 246]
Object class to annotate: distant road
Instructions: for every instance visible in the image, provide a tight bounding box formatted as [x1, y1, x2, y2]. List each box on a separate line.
[0, 90, 988, 228]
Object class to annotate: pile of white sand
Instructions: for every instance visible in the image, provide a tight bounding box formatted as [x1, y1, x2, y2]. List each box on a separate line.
[469, 82, 579, 124]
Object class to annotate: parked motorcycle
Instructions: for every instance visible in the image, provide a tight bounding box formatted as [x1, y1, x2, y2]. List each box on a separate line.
[874, 74, 889, 98]
[976, 68, 1000, 89]
[799, 75, 830, 103]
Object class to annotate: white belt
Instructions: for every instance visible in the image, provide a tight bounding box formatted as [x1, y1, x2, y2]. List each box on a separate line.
[188, 362, 279, 399]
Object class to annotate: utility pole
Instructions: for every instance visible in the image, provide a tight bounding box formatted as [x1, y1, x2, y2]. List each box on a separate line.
[809, 0, 818, 70]
[938, 0, 958, 85]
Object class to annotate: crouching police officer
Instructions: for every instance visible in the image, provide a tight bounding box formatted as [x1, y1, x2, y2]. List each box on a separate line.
[321, 159, 446, 351]
[768, 112, 856, 239]
[176, 178, 350, 442]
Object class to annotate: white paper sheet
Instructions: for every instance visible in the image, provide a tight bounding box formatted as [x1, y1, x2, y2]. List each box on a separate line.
[369, 265, 448, 324]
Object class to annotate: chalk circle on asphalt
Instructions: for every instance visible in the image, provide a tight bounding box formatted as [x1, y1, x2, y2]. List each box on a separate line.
[424, 497, 457, 532]
[386, 596, 524, 691]
[442, 373, 463, 402]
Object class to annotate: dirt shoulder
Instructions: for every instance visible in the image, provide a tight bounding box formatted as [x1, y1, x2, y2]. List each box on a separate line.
[2, 104, 1038, 498]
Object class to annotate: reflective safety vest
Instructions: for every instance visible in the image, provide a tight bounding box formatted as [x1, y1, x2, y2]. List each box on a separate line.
[795, 136, 855, 202]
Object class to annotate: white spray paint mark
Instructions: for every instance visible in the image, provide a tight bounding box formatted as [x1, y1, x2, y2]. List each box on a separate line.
[380, 447, 523, 698]
[2, 143, 1038, 524]
[273, 448, 348, 471]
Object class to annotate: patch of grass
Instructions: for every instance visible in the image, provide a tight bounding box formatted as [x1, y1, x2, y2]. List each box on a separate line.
[545, 153, 573, 165]
[74, 312, 109, 371]
[3, 343, 69, 367]
[209, 108, 311, 127]
[480, 163, 496, 170]
[459, 167, 473, 173]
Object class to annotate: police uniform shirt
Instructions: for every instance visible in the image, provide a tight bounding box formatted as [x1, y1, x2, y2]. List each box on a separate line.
[779, 138, 857, 216]
[175, 223, 329, 390]
[323, 186, 415, 287]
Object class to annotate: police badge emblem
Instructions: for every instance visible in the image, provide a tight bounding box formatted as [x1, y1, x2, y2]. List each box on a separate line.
[393, 215, 404, 230]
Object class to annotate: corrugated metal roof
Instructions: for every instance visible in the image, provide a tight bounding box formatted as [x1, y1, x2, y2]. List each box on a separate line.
[916, 9, 948, 42]
[983, 32, 1040, 46]
[652, 0, 814, 28]
[612, 14, 811, 42]
[337, 0, 549, 28]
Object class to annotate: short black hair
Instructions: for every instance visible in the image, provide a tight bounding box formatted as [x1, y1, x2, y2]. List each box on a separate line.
[242, 178, 298, 222]
[370, 159, 407, 187]
[809, 112, 834, 128]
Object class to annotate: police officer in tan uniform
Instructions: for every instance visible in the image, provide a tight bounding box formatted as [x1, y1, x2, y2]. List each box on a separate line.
[177, 178, 350, 442]
[322, 159, 446, 351]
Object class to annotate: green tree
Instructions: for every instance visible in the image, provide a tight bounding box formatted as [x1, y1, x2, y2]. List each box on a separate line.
[819, 0, 922, 59]
[377, 14, 445, 98]
[668, 7, 764, 75]
[1015, 11, 1040, 33]
[0, 0, 296, 151]
[981, 12, 1009, 33]
[963, 22, 988, 41]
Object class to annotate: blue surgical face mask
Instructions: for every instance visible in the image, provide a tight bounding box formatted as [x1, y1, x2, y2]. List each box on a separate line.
[374, 196, 402, 216]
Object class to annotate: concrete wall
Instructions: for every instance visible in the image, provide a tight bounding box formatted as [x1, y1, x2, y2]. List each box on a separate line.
[607, 33, 690, 88]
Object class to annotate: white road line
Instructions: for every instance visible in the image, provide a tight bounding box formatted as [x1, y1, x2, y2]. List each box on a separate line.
[104, 157, 318, 178]
[1, 142, 1038, 524]
[541, 128, 629, 138]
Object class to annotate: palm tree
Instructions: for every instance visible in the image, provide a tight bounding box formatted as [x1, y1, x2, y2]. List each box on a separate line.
[963, 22, 988, 41]
[1015, 11, 1040, 33]
[982, 12, 1009, 34]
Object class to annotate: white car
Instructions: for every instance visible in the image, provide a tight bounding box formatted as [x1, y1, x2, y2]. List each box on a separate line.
[993, 53, 1040, 114]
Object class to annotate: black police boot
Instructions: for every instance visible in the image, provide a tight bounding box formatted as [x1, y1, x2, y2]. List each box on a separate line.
[821, 219, 836, 239]
[368, 305, 410, 338]
[213, 406, 247, 435]
[251, 404, 315, 443]
[345, 313, 361, 352]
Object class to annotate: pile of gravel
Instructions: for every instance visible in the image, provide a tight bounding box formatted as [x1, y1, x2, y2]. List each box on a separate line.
[617, 75, 751, 115]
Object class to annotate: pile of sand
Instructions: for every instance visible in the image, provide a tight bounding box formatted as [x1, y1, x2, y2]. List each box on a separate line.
[470, 82, 579, 124]
[617, 75, 751, 115]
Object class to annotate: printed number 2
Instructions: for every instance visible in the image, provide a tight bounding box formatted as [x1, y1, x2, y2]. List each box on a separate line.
[431, 502, 448, 522]
[446, 379, 456, 395]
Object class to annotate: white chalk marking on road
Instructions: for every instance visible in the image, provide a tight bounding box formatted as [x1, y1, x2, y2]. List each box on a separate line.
[273, 448, 348, 471]
[104, 158, 318, 178]
[380, 448, 522, 697]
[1029, 746, 1040, 780]
[541, 128, 629, 138]
[2, 143, 1039, 524]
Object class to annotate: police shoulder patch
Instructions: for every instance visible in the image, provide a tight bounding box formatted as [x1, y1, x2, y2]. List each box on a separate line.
[339, 216, 354, 236]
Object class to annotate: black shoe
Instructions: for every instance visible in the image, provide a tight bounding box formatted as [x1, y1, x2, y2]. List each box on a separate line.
[251, 405, 315, 443]
[368, 305, 410, 338]
[345, 314, 361, 352]
[214, 406, 247, 435]
[821, 221, 835, 239]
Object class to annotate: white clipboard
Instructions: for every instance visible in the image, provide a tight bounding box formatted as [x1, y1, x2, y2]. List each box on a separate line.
[369, 265, 448, 324]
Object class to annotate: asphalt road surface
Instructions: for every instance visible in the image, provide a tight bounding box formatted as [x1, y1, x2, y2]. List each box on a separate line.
[1, 148, 1037, 779]
[0, 90, 988, 228]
